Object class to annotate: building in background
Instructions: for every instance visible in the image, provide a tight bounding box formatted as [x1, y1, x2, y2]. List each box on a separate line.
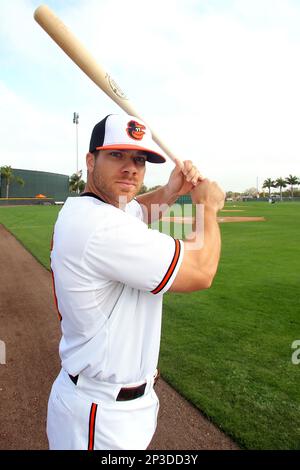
[0, 169, 69, 202]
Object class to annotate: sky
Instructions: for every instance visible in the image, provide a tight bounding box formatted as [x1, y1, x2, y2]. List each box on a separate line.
[1, 0, 300, 192]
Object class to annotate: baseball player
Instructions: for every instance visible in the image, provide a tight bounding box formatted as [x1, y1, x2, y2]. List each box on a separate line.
[48, 114, 225, 450]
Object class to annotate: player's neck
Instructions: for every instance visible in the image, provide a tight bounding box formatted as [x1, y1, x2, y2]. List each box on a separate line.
[83, 182, 128, 209]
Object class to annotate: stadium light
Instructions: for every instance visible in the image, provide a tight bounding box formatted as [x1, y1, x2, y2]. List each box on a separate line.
[73, 112, 79, 174]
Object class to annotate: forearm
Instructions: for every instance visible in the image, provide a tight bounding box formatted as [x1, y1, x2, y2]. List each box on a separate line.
[184, 206, 221, 289]
[196, 206, 221, 281]
[169, 179, 224, 292]
[136, 185, 179, 223]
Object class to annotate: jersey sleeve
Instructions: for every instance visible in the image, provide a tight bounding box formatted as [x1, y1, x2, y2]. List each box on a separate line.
[83, 210, 184, 294]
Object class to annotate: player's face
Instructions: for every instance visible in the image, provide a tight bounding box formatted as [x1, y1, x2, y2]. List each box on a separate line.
[86, 149, 146, 206]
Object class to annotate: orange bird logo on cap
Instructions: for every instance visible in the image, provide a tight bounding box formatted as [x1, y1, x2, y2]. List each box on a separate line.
[126, 120, 146, 140]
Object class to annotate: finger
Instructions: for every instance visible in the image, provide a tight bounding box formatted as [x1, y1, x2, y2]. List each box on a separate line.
[185, 166, 204, 184]
[185, 166, 198, 182]
[182, 161, 204, 182]
[174, 158, 184, 171]
[192, 172, 205, 186]
[181, 160, 193, 176]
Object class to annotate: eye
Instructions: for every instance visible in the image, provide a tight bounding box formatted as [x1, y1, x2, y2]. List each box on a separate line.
[134, 156, 146, 165]
[110, 151, 123, 158]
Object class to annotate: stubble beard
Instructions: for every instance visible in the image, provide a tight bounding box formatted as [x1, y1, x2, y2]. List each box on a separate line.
[92, 170, 142, 206]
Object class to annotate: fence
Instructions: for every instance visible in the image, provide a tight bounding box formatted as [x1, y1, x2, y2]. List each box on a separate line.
[0, 169, 69, 202]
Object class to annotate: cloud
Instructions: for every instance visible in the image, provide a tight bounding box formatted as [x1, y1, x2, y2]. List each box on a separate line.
[0, 81, 76, 175]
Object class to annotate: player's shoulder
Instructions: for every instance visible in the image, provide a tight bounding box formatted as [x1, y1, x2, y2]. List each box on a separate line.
[58, 196, 114, 228]
[63, 195, 112, 212]
[61, 196, 143, 227]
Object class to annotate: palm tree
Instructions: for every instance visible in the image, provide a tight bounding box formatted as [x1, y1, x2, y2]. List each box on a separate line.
[262, 178, 276, 197]
[69, 170, 85, 194]
[285, 175, 299, 199]
[78, 179, 86, 193]
[0, 166, 25, 198]
[275, 177, 287, 201]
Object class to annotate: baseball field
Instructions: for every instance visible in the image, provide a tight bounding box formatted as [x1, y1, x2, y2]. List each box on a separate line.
[0, 201, 299, 449]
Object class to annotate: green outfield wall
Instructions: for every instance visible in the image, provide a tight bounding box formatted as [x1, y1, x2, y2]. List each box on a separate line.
[0, 169, 69, 202]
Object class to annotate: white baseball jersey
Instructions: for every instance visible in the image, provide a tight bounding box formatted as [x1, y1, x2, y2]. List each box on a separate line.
[51, 194, 184, 385]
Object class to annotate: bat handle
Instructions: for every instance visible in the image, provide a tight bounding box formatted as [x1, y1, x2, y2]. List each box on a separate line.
[151, 132, 184, 169]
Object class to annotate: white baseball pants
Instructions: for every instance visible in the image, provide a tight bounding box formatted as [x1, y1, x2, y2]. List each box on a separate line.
[46, 369, 159, 450]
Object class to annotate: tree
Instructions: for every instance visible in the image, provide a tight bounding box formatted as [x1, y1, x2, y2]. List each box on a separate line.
[147, 185, 162, 192]
[262, 178, 276, 197]
[285, 174, 299, 199]
[275, 177, 287, 201]
[137, 184, 148, 195]
[78, 179, 86, 193]
[69, 170, 85, 194]
[243, 187, 258, 197]
[0, 166, 25, 198]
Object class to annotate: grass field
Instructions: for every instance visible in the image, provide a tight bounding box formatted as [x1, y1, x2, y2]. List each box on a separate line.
[0, 201, 299, 449]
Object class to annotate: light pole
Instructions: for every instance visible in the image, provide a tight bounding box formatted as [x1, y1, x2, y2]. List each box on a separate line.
[73, 112, 79, 174]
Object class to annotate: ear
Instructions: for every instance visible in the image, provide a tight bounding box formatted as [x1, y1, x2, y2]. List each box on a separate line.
[86, 152, 95, 173]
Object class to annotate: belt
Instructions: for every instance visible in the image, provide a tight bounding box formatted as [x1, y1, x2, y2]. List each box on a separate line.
[68, 370, 160, 401]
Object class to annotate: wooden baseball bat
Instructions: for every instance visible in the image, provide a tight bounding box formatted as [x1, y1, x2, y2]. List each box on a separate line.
[33, 4, 183, 167]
